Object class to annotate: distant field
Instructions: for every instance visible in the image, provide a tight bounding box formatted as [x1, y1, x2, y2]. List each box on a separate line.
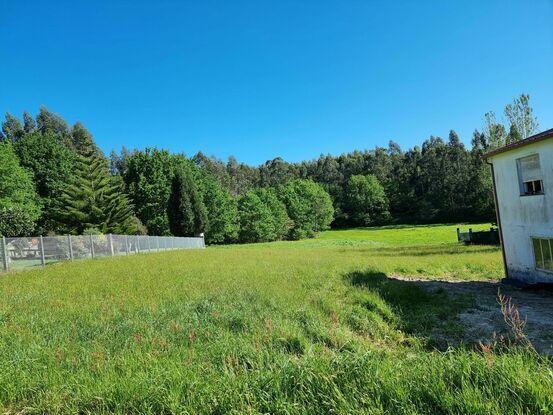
[0, 224, 550, 414]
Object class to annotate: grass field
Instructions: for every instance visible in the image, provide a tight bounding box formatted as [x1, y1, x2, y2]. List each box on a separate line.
[0, 224, 551, 414]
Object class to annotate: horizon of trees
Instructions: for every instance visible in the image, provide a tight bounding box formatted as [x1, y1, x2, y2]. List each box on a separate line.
[0, 94, 540, 243]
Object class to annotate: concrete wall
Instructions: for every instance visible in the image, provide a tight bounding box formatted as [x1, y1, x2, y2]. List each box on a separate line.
[490, 139, 553, 283]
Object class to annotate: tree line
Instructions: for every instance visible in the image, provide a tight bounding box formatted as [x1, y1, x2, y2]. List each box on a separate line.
[0, 94, 539, 242]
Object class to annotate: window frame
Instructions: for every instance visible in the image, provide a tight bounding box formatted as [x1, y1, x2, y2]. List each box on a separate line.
[516, 154, 544, 197]
[531, 237, 553, 273]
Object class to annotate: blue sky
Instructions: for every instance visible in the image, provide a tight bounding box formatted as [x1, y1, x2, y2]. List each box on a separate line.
[1, 1, 552, 165]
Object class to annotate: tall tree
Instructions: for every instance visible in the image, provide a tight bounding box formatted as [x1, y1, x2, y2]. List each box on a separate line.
[1, 113, 24, 142]
[123, 149, 180, 235]
[199, 172, 239, 244]
[14, 131, 76, 232]
[57, 148, 135, 234]
[238, 192, 276, 243]
[0, 143, 41, 236]
[167, 166, 207, 237]
[345, 175, 389, 226]
[504, 94, 539, 140]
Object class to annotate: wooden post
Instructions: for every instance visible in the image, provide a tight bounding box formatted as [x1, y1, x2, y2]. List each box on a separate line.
[68, 235, 74, 260]
[39, 236, 46, 266]
[89, 234, 95, 258]
[147, 235, 151, 252]
[156, 236, 160, 252]
[2, 236, 9, 272]
[125, 235, 129, 255]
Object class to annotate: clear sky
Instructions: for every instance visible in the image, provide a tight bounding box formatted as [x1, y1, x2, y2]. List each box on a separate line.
[1, 1, 552, 165]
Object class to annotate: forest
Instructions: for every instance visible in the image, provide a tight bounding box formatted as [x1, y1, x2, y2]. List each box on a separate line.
[0, 94, 539, 244]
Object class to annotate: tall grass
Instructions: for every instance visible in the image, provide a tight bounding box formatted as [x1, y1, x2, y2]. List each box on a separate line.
[0, 224, 550, 414]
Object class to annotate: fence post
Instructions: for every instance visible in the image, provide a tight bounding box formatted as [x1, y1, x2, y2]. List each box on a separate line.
[89, 234, 95, 258]
[156, 236, 160, 252]
[68, 235, 74, 260]
[39, 236, 46, 266]
[147, 235, 151, 252]
[125, 235, 129, 255]
[2, 236, 9, 272]
[108, 234, 114, 256]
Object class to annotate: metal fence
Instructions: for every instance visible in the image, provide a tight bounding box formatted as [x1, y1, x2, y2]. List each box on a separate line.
[0, 234, 205, 272]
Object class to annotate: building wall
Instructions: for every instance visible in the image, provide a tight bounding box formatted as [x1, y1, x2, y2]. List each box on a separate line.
[490, 139, 553, 283]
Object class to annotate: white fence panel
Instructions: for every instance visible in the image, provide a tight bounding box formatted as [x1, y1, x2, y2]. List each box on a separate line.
[1, 234, 205, 272]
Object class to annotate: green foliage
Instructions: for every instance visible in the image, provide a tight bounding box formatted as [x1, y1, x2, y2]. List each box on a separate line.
[254, 187, 291, 240]
[0, 143, 40, 236]
[1, 113, 24, 141]
[0, 206, 37, 237]
[57, 149, 135, 234]
[13, 131, 76, 232]
[167, 166, 207, 236]
[237, 191, 276, 243]
[123, 149, 180, 235]
[199, 173, 239, 244]
[280, 179, 334, 239]
[346, 174, 389, 225]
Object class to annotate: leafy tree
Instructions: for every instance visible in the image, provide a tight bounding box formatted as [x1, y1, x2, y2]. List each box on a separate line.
[254, 187, 291, 240]
[506, 124, 522, 144]
[237, 192, 276, 243]
[504, 94, 539, 140]
[167, 167, 207, 237]
[57, 149, 135, 234]
[36, 106, 70, 141]
[23, 111, 36, 133]
[123, 148, 180, 235]
[279, 179, 334, 239]
[345, 174, 389, 226]
[199, 173, 239, 244]
[483, 112, 507, 149]
[13, 131, 76, 232]
[1, 113, 24, 142]
[0, 143, 40, 236]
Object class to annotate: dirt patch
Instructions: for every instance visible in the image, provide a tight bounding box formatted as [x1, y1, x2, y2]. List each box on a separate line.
[391, 276, 553, 355]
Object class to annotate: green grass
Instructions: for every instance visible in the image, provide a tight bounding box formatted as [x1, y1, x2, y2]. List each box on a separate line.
[0, 224, 550, 414]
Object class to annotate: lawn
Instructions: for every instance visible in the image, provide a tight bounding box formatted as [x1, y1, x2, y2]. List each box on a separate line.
[0, 224, 550, 414]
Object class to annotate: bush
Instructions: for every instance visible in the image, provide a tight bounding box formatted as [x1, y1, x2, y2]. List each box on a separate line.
[279, 179, 334, 239]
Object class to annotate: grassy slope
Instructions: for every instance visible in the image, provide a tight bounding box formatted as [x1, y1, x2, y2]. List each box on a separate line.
[0, 224, 550, 414]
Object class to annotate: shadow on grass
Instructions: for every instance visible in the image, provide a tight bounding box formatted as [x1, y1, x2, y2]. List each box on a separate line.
[369, 245, 500, 257]
[344, 270, 499, 349]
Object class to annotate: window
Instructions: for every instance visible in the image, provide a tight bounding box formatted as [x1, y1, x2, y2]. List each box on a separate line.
[532, 238, 553, 272]
[517, 154, 544, 196]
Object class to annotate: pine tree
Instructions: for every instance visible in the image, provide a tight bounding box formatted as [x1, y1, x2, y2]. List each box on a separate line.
[57, 148, 135, 234]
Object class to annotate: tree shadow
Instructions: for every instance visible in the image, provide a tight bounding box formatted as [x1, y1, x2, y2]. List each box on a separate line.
[344, 270, 498, 349]
[369, 245, 500, 257]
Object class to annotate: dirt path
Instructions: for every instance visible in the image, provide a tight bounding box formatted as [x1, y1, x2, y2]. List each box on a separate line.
[391, 276, 553, 355]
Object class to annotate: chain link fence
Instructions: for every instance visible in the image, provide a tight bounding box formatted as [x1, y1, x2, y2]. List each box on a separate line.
[0, 234, 205, 272]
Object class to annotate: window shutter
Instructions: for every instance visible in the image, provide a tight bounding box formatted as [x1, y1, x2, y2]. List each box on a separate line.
[518, 155, 541, 182]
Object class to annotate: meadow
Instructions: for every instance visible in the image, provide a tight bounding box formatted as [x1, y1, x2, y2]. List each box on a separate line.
[0, 224, 551, 414]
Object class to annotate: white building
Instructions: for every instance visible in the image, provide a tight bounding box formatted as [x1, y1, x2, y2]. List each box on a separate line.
[485, 128, 553, 284]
